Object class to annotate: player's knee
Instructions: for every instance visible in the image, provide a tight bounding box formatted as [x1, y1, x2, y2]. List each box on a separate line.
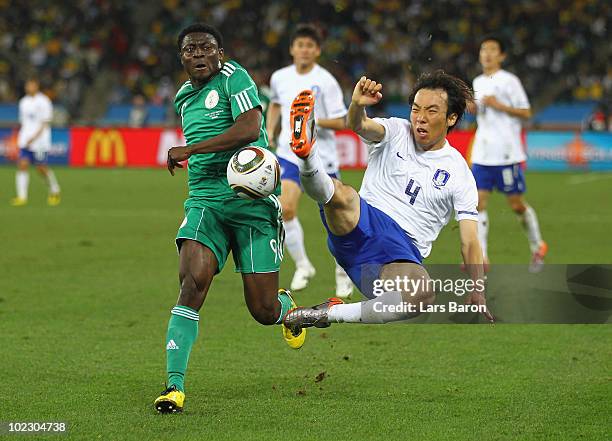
[326, 180, 354, 209]
[477, 195, 489, 212]
[477, 191, 489, 212]
[395, 264, 435, 315]
[177, 273, 204, 309]
[282, 206, 297, 221]
[509, 200, 526, 214]
[249, 304, 278, 325]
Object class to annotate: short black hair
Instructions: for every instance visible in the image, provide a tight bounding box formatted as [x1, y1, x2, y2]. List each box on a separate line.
[480, 34, 506, 54]
[408, 70, 474, 132]
[177, 23, 224, 51]
[290, 23, 322, 46]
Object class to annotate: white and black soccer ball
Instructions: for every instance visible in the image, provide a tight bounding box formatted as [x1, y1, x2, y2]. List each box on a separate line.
[227, 146, 280, 200]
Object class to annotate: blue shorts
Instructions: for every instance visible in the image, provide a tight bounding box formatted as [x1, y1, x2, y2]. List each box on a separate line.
[278, 157, 339, 187]
[320, 198, 423, 299]
[472, 163, 526, 194]
[19, 149, 48, 165]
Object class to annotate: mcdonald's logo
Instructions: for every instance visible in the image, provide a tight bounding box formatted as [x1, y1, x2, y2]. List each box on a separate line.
[85, 129, 126, 166]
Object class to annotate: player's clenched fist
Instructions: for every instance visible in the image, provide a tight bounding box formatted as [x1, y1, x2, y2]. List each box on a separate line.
[351, 76, 383, 106]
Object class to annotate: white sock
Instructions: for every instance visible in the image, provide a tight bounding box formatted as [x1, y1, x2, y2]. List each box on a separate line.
[328, 291, 418, 324]
[284, 217, 311, 268]
[297, 148, 335, 204]
[327, 301, 362, 323]
[46, 170, 60, 194]
[477, 211, 489, 258]
[16, 171, 29, 200]
[519, 205, 543, 253]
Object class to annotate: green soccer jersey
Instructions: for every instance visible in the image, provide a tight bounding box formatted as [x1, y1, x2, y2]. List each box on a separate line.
[174, 60, 269, 200]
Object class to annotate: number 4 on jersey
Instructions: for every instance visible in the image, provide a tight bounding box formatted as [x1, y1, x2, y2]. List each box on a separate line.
[405, 179, 421, 205]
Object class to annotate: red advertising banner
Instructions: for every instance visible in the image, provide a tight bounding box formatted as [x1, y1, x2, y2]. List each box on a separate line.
[69, 128, 185, 167]
[68, 127, 474, 169]
[447, 130, 474, 160]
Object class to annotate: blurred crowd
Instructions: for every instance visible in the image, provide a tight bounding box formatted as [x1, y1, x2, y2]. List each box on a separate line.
[0, 0, 132, 115]
[1, 0, 610, 123]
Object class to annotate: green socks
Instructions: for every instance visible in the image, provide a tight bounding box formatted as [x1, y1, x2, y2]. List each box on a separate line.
[166, 305, 199, 392]
[165, 294, 290, 391]
[275, 291, 293, 324]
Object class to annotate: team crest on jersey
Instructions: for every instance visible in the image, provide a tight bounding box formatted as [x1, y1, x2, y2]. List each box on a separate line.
[432, 169, 450, 189]
[205, 90, 219, 109]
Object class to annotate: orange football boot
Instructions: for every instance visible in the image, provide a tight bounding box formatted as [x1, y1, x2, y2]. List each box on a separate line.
[289, 90, 317, 158]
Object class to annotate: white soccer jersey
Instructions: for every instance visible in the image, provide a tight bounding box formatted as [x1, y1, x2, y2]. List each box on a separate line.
[18, 92, 53, 152]
[270, 64, 347, 173]
[359, 117, 479, 258]
[471, 69, 530, 165]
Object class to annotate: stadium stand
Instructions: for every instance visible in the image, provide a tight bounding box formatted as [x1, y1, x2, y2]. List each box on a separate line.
[1, 0, 609, 127]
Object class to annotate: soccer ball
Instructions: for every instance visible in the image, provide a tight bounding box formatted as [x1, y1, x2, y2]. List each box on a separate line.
[227, 146, 280, 200]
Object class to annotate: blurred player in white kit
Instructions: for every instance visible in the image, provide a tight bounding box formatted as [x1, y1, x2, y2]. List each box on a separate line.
[469, 35, 547, 272]
[267, 24, 353, 297]
[11, 78, 61, 206]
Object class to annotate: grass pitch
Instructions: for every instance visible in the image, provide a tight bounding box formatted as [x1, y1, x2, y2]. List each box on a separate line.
[1, 166, 610, 440]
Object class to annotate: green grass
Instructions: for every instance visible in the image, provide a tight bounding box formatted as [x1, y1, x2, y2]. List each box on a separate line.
[0, 166, 610, 440]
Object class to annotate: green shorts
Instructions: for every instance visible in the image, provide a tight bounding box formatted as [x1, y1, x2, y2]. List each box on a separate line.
[176, 195, 284, 273]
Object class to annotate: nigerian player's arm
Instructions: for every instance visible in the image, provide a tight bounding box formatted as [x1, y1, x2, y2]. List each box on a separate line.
[187, 108, 262, 154]
[167, 108, 262, 175]
[347, 76, 385, 143]
[265, 102, 281, 148]
[459, 219, 494, 323]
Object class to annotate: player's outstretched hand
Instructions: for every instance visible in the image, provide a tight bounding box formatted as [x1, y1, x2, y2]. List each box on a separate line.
[466, 292, 495, 323]
[167, 146, 190, 176]
[352, 76, 383, 107]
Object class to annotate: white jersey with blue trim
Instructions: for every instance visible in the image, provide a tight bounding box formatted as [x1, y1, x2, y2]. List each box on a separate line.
[270, 64, 347, 174]
[18, 92, 53, 152]
[471, 69, 530, 165]
[358, 117, 479, 258]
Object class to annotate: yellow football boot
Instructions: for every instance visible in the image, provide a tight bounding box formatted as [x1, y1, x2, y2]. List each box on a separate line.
[154, 384, 185, 413]
[280, 289, 306, 349]
[47, 193, 61, 206]
[10, 197, 27, 206]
